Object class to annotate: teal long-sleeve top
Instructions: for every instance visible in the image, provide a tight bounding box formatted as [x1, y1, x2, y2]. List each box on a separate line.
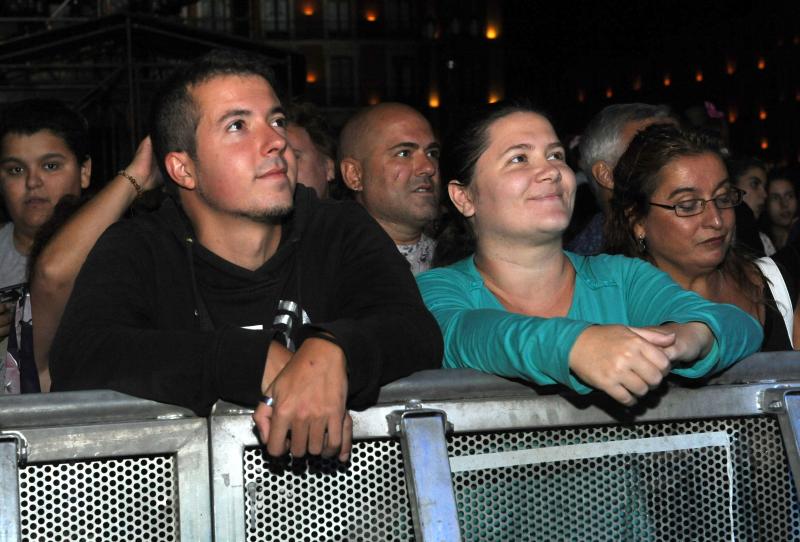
[416, 251, 763, 394]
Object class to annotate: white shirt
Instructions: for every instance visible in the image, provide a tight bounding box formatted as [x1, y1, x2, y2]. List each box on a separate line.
[396, 234, 436, 276]
[0, 223, 27, 288]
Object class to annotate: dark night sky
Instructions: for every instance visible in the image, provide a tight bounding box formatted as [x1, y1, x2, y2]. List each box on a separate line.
[500, 1, 800, 160]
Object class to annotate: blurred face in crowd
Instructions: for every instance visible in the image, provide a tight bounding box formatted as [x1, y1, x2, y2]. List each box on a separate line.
[766, 178, 797, 229]
[170, 74, 297, 223]
[450, 112, 576, 246]
[287, 123, 334, 199]
[633, 152, 735, 281]
[734, 166, 768, 218]
[0, 129, 90, 245]
[345, 105, 440, 241]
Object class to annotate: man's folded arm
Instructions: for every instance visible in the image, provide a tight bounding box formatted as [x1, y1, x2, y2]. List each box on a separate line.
[299, 205, 443, 409]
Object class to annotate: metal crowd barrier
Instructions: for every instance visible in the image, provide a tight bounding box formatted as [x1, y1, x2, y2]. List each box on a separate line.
[2, 352, 800, 541]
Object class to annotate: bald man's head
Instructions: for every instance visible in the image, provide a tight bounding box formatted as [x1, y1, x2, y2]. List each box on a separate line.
[339, 103, 426, 162]
[338, 103, 441, 244]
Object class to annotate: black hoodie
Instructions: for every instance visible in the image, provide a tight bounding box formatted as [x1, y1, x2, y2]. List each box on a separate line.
[50, 185, 443, 415]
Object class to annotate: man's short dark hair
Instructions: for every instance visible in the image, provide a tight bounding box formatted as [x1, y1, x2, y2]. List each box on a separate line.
[0, 99, 89, 163]
[150, 48, 281, 183]
[286, 101, 336, 161]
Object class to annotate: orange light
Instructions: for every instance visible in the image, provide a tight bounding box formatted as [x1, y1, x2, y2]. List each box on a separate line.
[759, 107, 767, 120]
[757, 57, 766, 70]
[632, 75, 642, 91]
[760, 137, 769, 150]
[428, 91, 440, 109]
[577, 89, 585, 103]
[663, 73, 671, 87]
[488, 91, 502, 104]
[728, 105, 737, 124]
[605, 87, 613, 99]
[485, 25, 498, 39]
[695, 70, 703, 82]
[365, 10, 377, 22]
[368, 94, 380, 105]
[796, 90, 800, 102]
[726, 59, 736, 75]
[305, 72, 317, 84]
[302, 3, 314, 16]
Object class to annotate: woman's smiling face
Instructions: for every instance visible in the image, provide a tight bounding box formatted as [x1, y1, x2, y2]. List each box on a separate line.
[451, 111, 576, 246]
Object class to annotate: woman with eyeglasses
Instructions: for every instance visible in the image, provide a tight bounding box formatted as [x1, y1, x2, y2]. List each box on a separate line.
[607, 123, 796, 351]
[417, 104, 761, 407]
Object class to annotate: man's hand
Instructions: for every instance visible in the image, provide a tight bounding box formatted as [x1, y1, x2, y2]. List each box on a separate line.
[0, 303, 12, 340]
[253, 337, 351, 462]
[569, 325, 676, 406]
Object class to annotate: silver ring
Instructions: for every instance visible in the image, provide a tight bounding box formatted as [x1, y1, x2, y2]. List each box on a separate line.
[261, 395, 274, 407]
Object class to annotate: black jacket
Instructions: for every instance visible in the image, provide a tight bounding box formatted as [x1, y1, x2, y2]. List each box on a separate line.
[50, 185, 443, 414]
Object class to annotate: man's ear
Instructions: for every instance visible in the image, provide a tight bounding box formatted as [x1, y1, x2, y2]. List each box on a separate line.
[592, 161, 615, 191]
[340, 158, 363, 192]
[79, 157, 92, 190]
[165, 151, 195, 190]
[448, 180, 475, 218]
[324, 156, 336, 182]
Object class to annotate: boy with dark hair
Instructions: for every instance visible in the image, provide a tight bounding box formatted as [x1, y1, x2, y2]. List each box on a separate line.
[50, 49, 442, 461]
[0, 99, 92, 370]
[0, 99, 91, 289]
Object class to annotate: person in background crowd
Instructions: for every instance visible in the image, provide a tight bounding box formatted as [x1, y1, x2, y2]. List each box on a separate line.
[339, 103, 441, 275]
[50, 49, 442, 461]
[0, 99, 91, 288]
[607, 123, 797, 350]
[285, 101, 336, 199]
[762, 168, 798, 252]
[0, 99, 91, 368]
[418, 103, 761, 407]
[727, 156, 774, 256]
[567, 103, 677, 255]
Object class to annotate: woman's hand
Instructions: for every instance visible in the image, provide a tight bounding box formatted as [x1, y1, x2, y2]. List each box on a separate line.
[569, 325, 676, 406]
[124, 136, 163, 192]
[651, 321, 714, 364]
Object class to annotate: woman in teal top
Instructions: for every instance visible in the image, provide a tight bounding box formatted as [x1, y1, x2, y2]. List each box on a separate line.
[417, 104, 762, 405]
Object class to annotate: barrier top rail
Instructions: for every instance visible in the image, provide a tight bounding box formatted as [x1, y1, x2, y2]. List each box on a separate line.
[0, 352, 799, 432]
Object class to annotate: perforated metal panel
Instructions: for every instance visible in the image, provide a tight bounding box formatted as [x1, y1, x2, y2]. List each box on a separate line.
[449, 416, 800, 541]
[243, 416, 798, 542]
[19, 455, 178, 542]
[243, 441, 413, 541]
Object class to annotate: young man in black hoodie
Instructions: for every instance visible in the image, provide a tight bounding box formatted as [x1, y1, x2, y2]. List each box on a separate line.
[49, 50, 443, 462]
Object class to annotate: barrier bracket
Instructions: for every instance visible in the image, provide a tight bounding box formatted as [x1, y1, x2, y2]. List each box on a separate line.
[761, 387, 800, 497]
[388, 403, 462, 542]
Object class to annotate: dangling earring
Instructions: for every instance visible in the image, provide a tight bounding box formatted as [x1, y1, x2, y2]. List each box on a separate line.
[637, 233, 647, 252]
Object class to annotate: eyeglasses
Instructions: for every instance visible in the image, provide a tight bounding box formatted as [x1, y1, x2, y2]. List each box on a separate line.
[648, 187, 744, 217]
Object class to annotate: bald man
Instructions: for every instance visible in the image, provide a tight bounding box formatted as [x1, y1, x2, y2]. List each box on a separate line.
[339, 103, 440, 275]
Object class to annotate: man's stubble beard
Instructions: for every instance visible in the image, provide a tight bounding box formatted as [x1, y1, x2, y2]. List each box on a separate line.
[196, 182, 294, 225]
